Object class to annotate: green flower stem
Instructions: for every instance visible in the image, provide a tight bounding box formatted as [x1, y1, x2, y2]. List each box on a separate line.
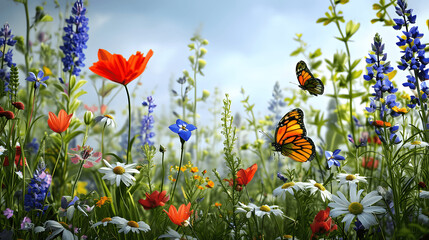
[27, 86, 37, 130]
[43, 134, 64, 207]
[71, 125, 90, 197]
[170, 140, 185, 202]
[101, 125, 106, 159]
[160, 150, 165, 192]
[124, 85, 132, 164]
[330, 0, 356, 146]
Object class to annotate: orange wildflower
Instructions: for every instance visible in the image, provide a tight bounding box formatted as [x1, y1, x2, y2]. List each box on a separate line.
[215, 202, 222, 207]
[371, 120, 391, 128]
[89, 49, 153, 86]
[206, 180, 214, 188]
[47, 109, 72, 133]
[96, 196, 111, 207]
[163, 203, 193, 226]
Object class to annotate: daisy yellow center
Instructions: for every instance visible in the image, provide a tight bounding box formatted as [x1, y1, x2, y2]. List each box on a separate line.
[283, 235, 293, 239]
[260, 205, 271, 212]
[346, 174, 356, 181]
[348, 202, 363, 215]
[127, 221, 139, 228]
[282, 182, 295, 189]
[113, 166, 125, 175]
[314, 183, 326, 191]
[411, 140, 422, 145]
[102, 217, 112, 222]
[104, 114, 113, 119]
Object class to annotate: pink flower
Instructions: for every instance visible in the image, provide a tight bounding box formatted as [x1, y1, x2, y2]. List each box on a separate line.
[3, 208, 13, 219]
[68, 145, 102, 168]
[20, 216, 32, 229]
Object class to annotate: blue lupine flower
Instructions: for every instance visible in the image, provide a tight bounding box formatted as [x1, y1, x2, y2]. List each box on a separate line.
[325, 149, 345, 168]
[140, 96, 157, 146]
[169, 119, 197, 142]
[24, 165, 52, 213]
[25, 70, 49, 89]
[276, 172, 287, 183]
[268, 81, 286, 132]
[60, 0, 89, 76]
[4, 49, 15, 68]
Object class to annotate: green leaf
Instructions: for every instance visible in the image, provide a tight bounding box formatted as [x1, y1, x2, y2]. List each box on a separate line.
[40, 15, 53, 22]
[351, 70, 362, 79]
[290, 48, 303, 56]
[316, 17, 328, 24]
[309, 48, 322, 59]
[100, 83, 118, 97]
[64, 130, 84, 144]
[312, 60, 322, 70]
[73, 90, 87, 99]
[351, 59, 361, 70]
[106, 152, 124, 162]
[336, 91, 366, 99]
[73, 80, 87, 92]
[372, 4, 381, 10]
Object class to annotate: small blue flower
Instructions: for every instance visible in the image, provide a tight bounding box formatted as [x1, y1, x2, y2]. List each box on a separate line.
[276, 172, 288, 183]
[169, 119, 197, 142]
[25, 70, 49, 89]
[325, 149, 345, 168]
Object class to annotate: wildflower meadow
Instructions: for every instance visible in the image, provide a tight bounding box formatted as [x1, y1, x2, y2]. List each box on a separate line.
[2, 0, 429, 239]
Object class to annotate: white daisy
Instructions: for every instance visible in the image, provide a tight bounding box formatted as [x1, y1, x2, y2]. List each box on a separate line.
[98, 160, 140, 187]
[328, 183, 385, 230]
[304, 180, 332, 202]
[44, 220, 77, 240]
[403, 140, 429, 149]
[92, 216, 124, 227]
[0, 145, 6, 155]
[113, 217, 150, 234]
[273, 181, 306, 199]
[337, 173, 367, 187]
[158, 227, 197, 240]
[420, 190, 429, 199]
[235, 202, 258, 218]
[254, 204, 284, 218]
[94, 114, 116, 128]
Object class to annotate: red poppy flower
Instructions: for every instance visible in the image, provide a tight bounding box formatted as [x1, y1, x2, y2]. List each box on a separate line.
[310, 207, 337, 239]
[138, 190, 169, 210]
[362, 157, 379, 170]
[12, 102, 25, 110]
[3, 146, 26, 168]
[89, 49, 153, 86]
[47, 109, 73, 133]
[163, 203, 193, 226]
[236, 163, 258, 186]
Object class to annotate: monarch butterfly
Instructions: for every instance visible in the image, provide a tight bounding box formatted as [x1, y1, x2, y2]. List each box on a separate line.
[296, 60, 324, 96]
[271, 108, 315, 162]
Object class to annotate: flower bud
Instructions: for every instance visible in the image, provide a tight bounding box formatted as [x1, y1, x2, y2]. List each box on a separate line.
[0, 111, 15, 120]
[159, 145, 166, 153]
[202, 89, 210, 100]
[84, 111, 94, 125]
[198, 59, 206, 70]
[12, 102, 25, 110]
[183, 70, 189, 77]
[188, 43, 195, 50]
[201, 39, 209, 45]
[188, 55, 195, 64]
[199, 47, 207, 57]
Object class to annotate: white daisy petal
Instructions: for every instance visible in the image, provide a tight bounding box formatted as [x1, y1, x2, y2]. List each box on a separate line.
[358, 212, 376, 229]
[343, 213, 355, 230]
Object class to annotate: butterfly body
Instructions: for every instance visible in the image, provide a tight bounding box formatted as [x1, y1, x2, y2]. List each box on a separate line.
[296, 60, 324, 96]
[272, 108, 315, 162]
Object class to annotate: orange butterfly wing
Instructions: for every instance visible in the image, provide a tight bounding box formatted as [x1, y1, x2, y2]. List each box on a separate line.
[272, 108, 315, 162]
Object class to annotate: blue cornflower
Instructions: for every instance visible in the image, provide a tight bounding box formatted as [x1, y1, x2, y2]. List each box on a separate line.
[26, 138, 39, 154]
[169, 119, 197, 142]
[140, 96, 157, 146]
[325, 149, 345, 168]
[24, 166, 52, 213]
[60, 0, 89, 76]
[276, 172, 288, 183]
[25, 70, 49, 89]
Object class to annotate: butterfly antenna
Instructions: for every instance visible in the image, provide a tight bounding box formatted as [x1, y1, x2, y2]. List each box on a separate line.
[259, 130, 274, 142]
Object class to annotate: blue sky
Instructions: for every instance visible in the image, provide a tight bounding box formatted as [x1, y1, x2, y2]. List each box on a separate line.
[2, 0, 429, 125]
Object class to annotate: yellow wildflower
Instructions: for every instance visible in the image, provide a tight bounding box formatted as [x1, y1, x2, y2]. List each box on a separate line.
[191, 167, 199, 173]
[206, 180, 214, 188]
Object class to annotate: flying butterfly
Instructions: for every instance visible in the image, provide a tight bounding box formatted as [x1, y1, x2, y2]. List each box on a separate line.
[271, 108, 315, 162]
[296, 60, 324, 96]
